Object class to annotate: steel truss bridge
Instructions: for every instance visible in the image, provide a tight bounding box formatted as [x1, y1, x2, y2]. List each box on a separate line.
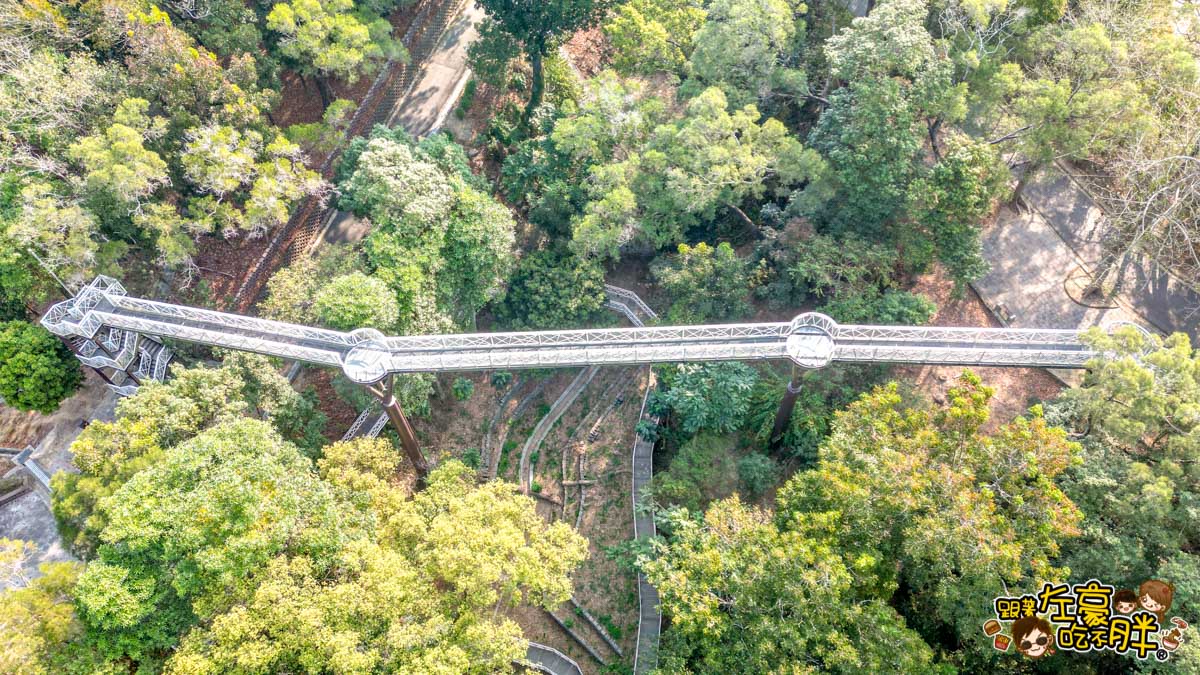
[45, 277, 1102, 383]
[44, 276, 1114, 476]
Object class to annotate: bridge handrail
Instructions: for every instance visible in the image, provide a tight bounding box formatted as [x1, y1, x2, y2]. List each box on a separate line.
[45, 277, 1103, 382]
[604, 284, 658, 320]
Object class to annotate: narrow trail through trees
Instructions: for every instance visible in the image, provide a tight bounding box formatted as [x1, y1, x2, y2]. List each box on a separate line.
[519, 366, 599, 494]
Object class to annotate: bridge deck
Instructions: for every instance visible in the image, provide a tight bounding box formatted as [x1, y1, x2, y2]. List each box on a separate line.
[43, 277, 1102, 382]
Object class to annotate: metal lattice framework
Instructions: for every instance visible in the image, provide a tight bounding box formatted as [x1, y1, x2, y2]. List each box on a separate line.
[44, 277, 1105, 385]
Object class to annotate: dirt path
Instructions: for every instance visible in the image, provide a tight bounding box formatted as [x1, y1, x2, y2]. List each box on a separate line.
[485, 378, 547, 480]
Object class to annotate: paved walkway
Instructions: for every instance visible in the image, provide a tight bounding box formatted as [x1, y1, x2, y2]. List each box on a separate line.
[976, 204, 1145, 331]
[0, 491, 74, 588]
[525, 642, 584, 675]
[519, 366, 599, 493]
[972, 166, 1199, 381]
[388, 0, 482, 137]
[1022, 169, 1200, 337]
[631, 370, 661, 675]
[0, 384, 117, 587]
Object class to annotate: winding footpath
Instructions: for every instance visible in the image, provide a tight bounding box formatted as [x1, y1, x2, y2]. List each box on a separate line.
[518, 366, 600, 494]
[511, 285, 662, 674]
[631, 369, 661, 675]
[523, 643, 584, 675]
[599, 285, 663, 674]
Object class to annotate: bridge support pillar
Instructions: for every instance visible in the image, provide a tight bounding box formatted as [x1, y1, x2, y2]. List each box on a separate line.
[769, 366, 802, 449]
[365, 374, 430, 481]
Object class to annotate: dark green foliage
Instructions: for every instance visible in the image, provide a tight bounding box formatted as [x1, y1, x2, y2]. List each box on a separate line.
[475, 0, 616, 116]
[0, 287, 27, 321]
[824, 289, 936, 325]
[493, 248, 605, 330]
[657, 362, 758, 436]
[635, 419, 661, 443]
[452, 376, 475, 401]
[461, 447, 482, 470]
[598, 614, 623, 641]
[756, 231, 937, 325]
[499, 130, 579, 220]
[466, 18, 524, 88]
[528, 180, 586, 237]
[906, 136, 1009, 293]
[0, 320, 82, 414]
[1046, 330, 1200, 670]
[332, 372, 434, 417]
[783, 233, 898, 305]
[490, 371, 514, 389]
[0, 239, 43, 320]
[653, 433, 738, 512]
[652, 242, 751, 323]
[270, 386, 329, 458]
[746, 365, 882, 464]
[604, 536, 656, 575]
[455, 78, 478, 119]
[736, 452, 778, 498]
[809, 78, 924, 236]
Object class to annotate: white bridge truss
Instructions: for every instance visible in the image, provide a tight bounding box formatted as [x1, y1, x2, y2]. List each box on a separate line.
[44, 277, 1101, 386]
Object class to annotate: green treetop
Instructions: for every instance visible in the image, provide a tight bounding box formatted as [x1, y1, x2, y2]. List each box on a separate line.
[476, 0, 616, 118]
[0, 320, 81, 414]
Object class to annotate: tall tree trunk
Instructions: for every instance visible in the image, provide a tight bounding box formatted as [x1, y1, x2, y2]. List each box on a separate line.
[315, 76, 333, 108]
[524, 47, 545, 121]
[927, 117, 943, 161]
[725, 202, 760, 234]
[1082, 252, 1120, 300]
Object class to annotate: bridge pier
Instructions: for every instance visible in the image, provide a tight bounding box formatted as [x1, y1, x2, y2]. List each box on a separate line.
[769, 366, 802, 449]
[364, 373, 430, 481]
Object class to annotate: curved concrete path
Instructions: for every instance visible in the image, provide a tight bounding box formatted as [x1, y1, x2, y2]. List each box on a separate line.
[524, 642, 584, 675]
[519, 366, 599, 493]
[631, 370, 661, 674]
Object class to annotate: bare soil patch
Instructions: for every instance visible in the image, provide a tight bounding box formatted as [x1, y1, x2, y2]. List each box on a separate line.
[293, 367, 363, 443]
[0, 369, 110, 449]
[894, 268, 1064, 427]
[562, 26, 610, 78]
[272, 1, 423, 129]
[413, 371, 502, 465]
[188, 234, 276, 309]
